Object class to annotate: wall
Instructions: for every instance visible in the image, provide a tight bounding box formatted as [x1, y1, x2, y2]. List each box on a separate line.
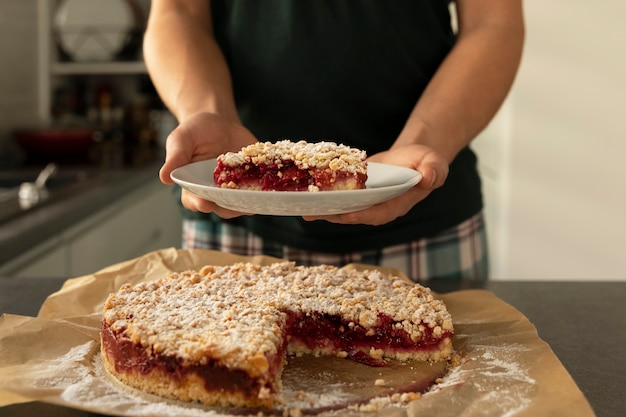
[0, 0, 39, 160]
[474, 0, 626, 280]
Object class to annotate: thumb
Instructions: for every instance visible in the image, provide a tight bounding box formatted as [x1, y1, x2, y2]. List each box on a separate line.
[159, 132, 193, 184]
[417, 161, 448, 191]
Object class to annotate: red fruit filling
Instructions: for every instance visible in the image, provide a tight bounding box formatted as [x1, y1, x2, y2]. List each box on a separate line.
[213, 160, 367, 191]
[101, 322, 285, 398]
[285, 311, 451, 367]
[101, 311, 451, 401]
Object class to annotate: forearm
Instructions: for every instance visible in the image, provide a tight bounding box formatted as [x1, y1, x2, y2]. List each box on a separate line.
[143, 0, 239, 123]
[394, 0, 525, 163]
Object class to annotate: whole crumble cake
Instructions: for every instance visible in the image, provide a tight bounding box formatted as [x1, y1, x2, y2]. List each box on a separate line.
[213, 140, 368, 191]
[101, 262, 453, 409]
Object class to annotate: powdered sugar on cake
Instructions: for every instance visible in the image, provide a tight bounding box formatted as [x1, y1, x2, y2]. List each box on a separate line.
[219, 140, 367, 174]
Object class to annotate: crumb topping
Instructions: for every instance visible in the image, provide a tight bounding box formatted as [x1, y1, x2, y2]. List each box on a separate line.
[103, 262, 452, 377]
[218, 140, 367, 174]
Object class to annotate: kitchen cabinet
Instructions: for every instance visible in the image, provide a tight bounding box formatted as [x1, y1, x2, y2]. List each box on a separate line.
[37, 0, 152, 123]
[7, 237, 67, 278]
[1, 179, 182, 278]
[67, 180, 181, 277]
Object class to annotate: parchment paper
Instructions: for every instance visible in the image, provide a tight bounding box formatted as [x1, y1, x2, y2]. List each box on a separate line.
[0, 248, 595, 417]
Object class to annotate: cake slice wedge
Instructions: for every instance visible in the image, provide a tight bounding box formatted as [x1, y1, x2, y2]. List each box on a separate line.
[213, 140, 368, 191]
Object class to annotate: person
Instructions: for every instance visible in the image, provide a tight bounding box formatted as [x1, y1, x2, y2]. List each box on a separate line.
[143, 0, 525, 281]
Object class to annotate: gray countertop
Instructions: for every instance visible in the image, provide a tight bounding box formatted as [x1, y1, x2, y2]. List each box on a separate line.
[0, 278, 624, 417]
[0, 161, 162, 266]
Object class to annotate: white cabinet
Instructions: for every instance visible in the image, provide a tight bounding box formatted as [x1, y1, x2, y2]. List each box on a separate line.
[8, 237, 67, 278]
[67, 181, 181, 276]
[3, 180, 182, 278]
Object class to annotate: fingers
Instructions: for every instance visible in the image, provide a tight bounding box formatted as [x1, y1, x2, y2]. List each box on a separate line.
[159, 129, 194, 184]
[415, 152, 449, 191]
[303, 186, 430, 226]
[159, 164, 175, 185]
[181, 189, 249, 219]
[158, 114, 257, 185]
[302, 145, 449, 226]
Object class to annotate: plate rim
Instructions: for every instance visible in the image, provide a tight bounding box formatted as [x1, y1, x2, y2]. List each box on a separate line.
[170, 160, 422, 215]
[170, 160, 422, 195]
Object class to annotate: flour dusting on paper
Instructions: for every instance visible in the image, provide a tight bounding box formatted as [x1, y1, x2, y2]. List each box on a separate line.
[423, 343, 538, 417]
[4, 341, 96, 391]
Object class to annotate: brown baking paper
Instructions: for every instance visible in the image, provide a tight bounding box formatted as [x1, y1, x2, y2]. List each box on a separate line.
[0, 248, 595, 417]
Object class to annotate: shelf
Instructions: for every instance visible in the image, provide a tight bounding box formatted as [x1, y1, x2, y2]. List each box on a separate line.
[51, 61, 147, 75]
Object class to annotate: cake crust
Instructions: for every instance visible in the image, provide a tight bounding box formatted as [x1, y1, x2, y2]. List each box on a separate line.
[101, 262, 453, 409]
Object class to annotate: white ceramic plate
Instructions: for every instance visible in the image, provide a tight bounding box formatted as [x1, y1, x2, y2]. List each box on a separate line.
[170, 160, 422, 216]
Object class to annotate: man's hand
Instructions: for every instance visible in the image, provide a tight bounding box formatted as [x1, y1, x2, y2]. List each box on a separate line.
[159, 112, 257, 217]
[302, 144, 448, 226]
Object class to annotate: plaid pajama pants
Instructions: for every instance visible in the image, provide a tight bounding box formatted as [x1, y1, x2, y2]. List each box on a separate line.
[182, 213, 488, 282]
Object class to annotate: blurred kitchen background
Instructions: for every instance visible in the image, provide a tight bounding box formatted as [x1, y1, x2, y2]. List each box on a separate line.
[0, 1, 624, 280]
[0, 0, 182, 278]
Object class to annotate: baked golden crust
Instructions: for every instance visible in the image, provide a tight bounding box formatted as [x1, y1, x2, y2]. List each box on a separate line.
[101, 350, 278, 409]
[101, 262, 454, 408]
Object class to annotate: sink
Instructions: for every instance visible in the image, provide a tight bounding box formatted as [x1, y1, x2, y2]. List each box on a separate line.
[0, 166, 104, 224]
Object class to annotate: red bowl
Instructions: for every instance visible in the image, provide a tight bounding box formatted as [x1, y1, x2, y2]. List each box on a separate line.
[14, 128, 96, 157]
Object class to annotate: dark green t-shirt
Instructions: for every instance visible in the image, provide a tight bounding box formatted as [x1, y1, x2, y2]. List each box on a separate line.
[183, 0, 483, 253]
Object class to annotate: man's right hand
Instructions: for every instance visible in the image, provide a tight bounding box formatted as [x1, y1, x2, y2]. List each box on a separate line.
[159, 112, 258, 217]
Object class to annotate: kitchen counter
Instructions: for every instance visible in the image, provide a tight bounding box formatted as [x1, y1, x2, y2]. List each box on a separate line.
[0, 160, 162, 267]
[0, 278, 624, 417]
